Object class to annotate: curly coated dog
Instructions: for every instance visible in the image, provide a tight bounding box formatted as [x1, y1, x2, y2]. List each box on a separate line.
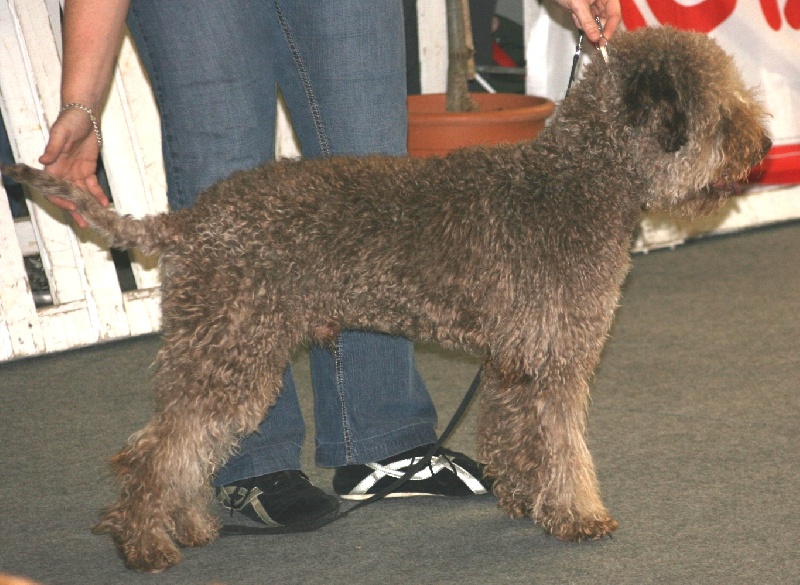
[2, 27, 771, 572]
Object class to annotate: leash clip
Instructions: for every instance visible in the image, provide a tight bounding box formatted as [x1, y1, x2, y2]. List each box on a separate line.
[595, 16, 610, 64]
[565, 16, 610, 97]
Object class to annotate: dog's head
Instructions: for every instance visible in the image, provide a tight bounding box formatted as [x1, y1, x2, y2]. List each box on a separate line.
[572, 27, 771, 217]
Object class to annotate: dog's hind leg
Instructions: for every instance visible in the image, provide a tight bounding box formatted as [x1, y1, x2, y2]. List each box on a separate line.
[477, 362, 618, 541]
[92, 399, 221, 570]
[93, 411, 214, 571]
[94, 298, 296, 571]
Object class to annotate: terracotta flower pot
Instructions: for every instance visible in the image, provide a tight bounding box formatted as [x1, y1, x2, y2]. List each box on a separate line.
[407, 93, 555, 157]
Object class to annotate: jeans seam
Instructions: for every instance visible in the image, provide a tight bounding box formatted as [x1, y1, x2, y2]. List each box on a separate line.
[274, 0, 332, 158]
[333, 342, 356, 464]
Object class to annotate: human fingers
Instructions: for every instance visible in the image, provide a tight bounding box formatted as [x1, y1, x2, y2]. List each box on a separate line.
[43, 193, 90, 229]
[594, 0, 622, 40]
[68, 208, 90, 229]
[555, 0, 621, 44]
[557, 0, 605, 43]
[83, 173, 109, 207]
[38, 123, 71, 167]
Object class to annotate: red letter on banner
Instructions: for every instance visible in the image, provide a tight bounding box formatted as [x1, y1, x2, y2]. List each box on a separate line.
[621, 0, 736, 32]
[761, 0, 800, 29]
[785, 0, 800, 28]
[761, 0, 783, 28]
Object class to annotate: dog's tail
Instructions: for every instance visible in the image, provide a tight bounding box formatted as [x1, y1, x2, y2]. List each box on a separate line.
[1, 163, 168, 255]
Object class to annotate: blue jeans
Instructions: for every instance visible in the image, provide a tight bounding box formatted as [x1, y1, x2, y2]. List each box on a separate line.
[127, 0, 437, 484]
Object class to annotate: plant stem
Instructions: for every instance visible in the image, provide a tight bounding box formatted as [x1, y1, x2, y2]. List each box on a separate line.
[445, 0, 479, 112]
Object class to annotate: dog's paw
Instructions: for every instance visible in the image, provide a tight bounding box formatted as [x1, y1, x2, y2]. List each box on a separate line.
[121, 538, 183, 573]
[543, 511, 619, 542]
[173, 510, 220, 548]
[123, 544, 181, 573]
[93, 515, 183, 572]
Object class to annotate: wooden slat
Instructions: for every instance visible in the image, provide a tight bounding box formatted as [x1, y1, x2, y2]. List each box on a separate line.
[114, 33, 168, 216]
[37, 300, 96, 353]
[122, 289, 162, 336]
[417, 0, 447, 93]
[13, 217, 37, 256]
[0, 184, 45, 359]
[102, 32, 165, 290]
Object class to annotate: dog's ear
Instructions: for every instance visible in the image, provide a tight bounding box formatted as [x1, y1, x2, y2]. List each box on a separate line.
[624, 63, 688, 153]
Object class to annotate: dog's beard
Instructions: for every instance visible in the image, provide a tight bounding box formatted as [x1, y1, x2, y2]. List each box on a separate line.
[670, 184, 731, 219]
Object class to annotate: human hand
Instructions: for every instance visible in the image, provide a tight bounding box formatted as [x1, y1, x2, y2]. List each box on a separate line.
[38, 106, 109, 228]
[550, 0, 622, 44]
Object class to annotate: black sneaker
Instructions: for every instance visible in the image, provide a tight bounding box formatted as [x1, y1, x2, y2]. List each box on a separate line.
[216, 470, 339, 532]
[332, 445, 493, 500]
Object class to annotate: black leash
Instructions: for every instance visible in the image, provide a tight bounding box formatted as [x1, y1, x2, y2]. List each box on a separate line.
[565, 16, 610, 98]
[220, 365, 484, 536]
[565, 29, 587, 97]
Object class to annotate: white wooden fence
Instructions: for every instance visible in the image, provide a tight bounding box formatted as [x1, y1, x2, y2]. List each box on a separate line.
[2, 0, 799, 361]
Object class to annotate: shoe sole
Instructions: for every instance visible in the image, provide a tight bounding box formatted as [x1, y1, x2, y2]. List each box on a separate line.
[338, 491, 486, 501]
[219, 510, 340, 535]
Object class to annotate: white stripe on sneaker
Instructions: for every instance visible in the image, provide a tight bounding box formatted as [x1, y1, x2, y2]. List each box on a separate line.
[345, 455, 487, 498]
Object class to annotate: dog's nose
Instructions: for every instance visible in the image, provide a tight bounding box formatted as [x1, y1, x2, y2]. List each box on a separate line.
[750, 134, 772, 168]
[761, 134, 772, 158]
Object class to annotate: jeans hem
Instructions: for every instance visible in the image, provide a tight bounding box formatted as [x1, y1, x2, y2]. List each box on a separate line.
[315, 422, 438, 468]
[212, 441, 303, 486]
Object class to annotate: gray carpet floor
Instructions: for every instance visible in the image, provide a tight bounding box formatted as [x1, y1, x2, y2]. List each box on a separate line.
[1, 222, 798, 585]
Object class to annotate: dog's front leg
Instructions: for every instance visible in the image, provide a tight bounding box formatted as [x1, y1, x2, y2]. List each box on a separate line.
[477, 363, 617, 541]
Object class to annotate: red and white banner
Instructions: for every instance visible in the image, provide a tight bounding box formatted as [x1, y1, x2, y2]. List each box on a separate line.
[620, 1, 800, 184]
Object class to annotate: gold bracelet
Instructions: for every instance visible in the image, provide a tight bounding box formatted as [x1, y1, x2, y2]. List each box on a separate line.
[60, 102, 103, 150]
